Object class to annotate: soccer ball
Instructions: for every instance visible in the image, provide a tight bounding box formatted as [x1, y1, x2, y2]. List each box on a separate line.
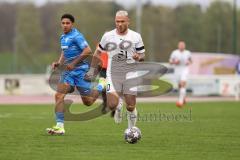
[124, 126, 142, 144]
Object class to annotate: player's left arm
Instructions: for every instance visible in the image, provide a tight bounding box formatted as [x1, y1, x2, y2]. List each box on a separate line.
[133, 33, 145, 62]
[66, 35, 92, 70]
[186, 51, 192, 65]
[66, 46, 92, 70]
[132, 52, 145, 61]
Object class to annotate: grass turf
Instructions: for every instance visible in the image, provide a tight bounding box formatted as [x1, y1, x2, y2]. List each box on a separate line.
[0, 102, 239, 160]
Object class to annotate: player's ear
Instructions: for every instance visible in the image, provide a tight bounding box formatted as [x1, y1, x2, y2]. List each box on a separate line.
[127, 17, 130, 24]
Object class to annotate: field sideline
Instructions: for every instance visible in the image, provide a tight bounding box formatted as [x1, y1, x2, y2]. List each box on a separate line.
[0, 102, 239, 160]
[0, 95, 237, 104]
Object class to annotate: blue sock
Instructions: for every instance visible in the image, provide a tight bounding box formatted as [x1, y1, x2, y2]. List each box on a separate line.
[55, 112, 64, 123]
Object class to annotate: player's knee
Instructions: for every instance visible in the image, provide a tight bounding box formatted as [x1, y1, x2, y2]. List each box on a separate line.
[107, 101, 118, 111]
[126, 105, 135, 112]
[82, 99, 94, 106]
[179, 81, 186, 88]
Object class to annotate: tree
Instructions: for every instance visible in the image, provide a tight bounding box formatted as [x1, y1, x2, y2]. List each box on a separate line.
[55, 1, 118, 50]
[140, 6, 177, 61]
[174, 4, 204, 52]
[0, 3, 16, 53]
[202, 1, 233, 53]
[15, 3, 44, 72]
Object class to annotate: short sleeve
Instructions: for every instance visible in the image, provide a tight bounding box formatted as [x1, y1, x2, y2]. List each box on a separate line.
[170, 51, 176, 61]
[75, 34, 89, 50]
[98, 33, 107, 51]
[187, 50, 192, 59]
[135, 34, 145, 54]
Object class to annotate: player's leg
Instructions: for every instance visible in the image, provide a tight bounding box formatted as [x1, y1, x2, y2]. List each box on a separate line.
[80, 90, 100, 106]
[107, 92, 120, 111]
[97, 68, 108, 113]
[106, 74, 123, 118]
[114, 97, 123, 123]
[47, 83, 73, 135]
[122, 73, 139, 128]
[177, 80, 187, 105]
[174, 68, 188, 107]
[101, 89, 108, 113]
[124, 94, 137, 129]
[176, 70, 188, 107]
[76, 70, 101, 106]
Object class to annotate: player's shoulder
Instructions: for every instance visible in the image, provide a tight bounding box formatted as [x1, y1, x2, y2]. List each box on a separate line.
[71, 28, 85, 39]
[102, 29, 116, 38]
[172, 49, 179, 54]
[60, 34, 64, 40]
[184, 50, 191, 55]
[128, 29, 140, 35]
[128, 29, 142, 39]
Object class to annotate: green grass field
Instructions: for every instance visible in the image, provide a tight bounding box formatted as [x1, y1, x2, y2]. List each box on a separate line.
[0, 102, 239, 160]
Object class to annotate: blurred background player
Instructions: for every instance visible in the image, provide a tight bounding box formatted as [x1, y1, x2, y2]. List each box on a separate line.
[169, 41, 192, 108]
[85, 10, 145, 129]
[47, 14, 100, 135]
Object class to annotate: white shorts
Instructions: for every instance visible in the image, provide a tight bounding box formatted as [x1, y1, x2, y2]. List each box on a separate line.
[106, 71, 138, 95]
[174, 68, 189, 82]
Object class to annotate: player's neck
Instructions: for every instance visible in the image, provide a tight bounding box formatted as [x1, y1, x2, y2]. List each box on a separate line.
[116, 29, 128, 36]
[64, 28, 73, 35]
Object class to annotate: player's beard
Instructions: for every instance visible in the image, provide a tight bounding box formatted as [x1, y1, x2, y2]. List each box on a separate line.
[118, 26, 127, 34]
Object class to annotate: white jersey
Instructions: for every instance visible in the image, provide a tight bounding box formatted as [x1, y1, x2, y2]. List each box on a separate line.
[98, 29, 145, 94]
[98, 29, 145, 72]
[170, 49, 191, 81]
[170, 49, 191, 68]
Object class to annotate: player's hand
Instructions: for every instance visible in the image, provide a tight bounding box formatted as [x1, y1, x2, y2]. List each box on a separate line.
[51, 62, 60, 70]
[66, 63, 75, 71]
[132, 53, 140, 61]
[173, 59, 180, 65]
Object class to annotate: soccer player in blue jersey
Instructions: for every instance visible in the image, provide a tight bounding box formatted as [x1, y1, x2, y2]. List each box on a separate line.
[46, 14, 100, 135]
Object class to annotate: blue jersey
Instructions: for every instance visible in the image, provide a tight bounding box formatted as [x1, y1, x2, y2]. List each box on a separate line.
[60, 28, 89, 70]
[59, 28, 91, 95]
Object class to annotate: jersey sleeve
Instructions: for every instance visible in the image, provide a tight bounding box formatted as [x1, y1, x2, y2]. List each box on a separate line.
[169, 51, 176, 61]
[74, 34, 89, 50]
[98, 33, 108, 52]
[60, 35, 64, 51]
[135, 34, 145, 54]
[187, 50, 192, 60]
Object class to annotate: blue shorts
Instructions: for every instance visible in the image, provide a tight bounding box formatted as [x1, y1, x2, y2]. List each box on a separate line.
[60, 68, 91, 96]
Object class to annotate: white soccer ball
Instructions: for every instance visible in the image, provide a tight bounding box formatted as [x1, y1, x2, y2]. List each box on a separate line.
[124, 126, 142, 144]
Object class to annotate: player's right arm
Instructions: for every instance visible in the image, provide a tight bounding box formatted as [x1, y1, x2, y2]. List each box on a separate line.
[84, 33, 107, 81]
[51, 51, 64, 70]
[169, 51, 180, 65]
[84, 48, 102, 81]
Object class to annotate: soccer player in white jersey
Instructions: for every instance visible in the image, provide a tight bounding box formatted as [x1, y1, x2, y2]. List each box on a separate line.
[85, 10, 145, 129]
[169, 41, 192, 108]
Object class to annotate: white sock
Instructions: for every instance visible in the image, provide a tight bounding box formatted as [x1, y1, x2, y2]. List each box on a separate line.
[127, 108, 137, 129]
[56, 122, 64, 128]
[179, 88, 186, 103]
[116, 98, 123, 111]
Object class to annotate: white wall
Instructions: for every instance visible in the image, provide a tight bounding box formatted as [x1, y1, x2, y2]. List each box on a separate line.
[0, 74, 240, 96]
